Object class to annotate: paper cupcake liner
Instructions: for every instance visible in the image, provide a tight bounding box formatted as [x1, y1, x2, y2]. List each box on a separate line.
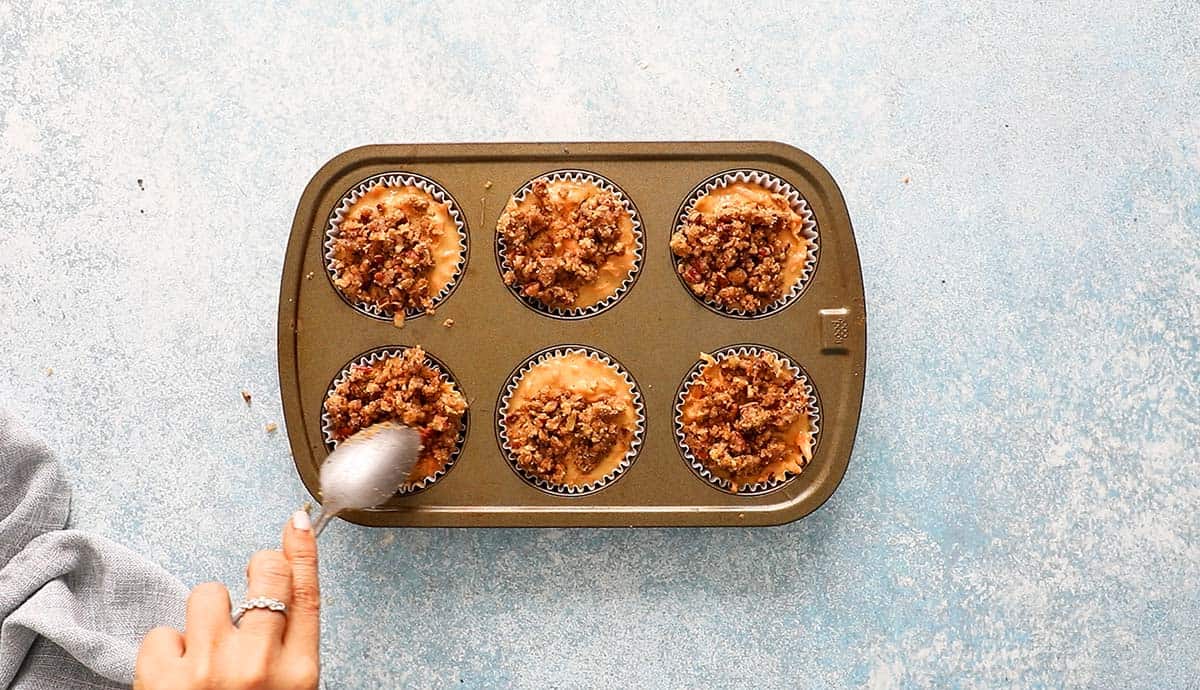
[673, 344, 822, 496]
[323, 172, 469, 322]
[671, 169, 820, 319]
[320, 346, 469, 497]
[495, 170, 645, 320]
[496, 345, 646, 496]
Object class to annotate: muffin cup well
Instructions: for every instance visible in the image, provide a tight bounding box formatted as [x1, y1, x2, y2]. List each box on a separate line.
[495, 170, 645, 320]
[496, 345, 645, 496]
[324, 172, 469, 322]
[671, 169, 820, 319]
[673, 344, 822, 496]
[320, 347, 469, 496]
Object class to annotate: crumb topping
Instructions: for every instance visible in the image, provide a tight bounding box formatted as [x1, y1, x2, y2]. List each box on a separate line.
[680, 351, 812, 490]
[330, 185, 457, 314]
[670, 183, 807, 312]
[498, 179, 633, 309]
[323, 347, 467, 481]
[505, 390, 632, 483]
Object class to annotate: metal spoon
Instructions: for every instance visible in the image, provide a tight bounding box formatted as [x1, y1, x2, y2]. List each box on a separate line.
[310, 422, 422, 537]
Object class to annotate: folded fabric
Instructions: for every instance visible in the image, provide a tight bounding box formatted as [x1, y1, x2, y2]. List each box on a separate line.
[0, 410, 187, 689]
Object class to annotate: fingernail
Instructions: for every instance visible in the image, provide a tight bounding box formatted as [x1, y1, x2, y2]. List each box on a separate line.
[292, 509, 312, 531]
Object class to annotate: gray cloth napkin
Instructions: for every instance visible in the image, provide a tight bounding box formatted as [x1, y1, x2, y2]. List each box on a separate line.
[0, 410, 187, 689]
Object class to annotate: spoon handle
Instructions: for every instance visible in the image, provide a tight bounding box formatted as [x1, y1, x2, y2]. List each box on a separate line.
[311, 507, 337, 538]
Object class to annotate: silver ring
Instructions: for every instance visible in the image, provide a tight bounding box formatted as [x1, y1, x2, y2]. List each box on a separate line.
[231, 596, 288, 626]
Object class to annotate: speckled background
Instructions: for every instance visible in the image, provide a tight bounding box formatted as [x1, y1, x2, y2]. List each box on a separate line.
[2, 2, 1197, 688]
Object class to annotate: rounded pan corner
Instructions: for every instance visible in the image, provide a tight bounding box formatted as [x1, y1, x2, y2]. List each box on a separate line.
[750, 141, 849, 207]
[311, 144, 392, 184]
[732, 455, 854, 528]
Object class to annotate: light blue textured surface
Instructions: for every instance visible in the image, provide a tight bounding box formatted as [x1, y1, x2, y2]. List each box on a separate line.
[2, 2, 1198, 688]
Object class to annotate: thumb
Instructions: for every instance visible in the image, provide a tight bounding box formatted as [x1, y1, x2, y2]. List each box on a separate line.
[282, 509, 320, 654]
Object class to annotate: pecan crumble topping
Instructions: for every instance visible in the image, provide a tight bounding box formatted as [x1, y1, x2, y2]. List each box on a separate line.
[323, 347, 467, 481]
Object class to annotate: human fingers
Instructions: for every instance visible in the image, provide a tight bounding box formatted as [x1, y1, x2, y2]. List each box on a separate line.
[133, 626, 184, 689]
[183, 582, 232, 656]
[281, 510, 320, 657]
[236, 549, 293, 644]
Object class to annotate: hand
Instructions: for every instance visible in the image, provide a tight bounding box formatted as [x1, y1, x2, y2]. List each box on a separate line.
[134, 511, 321, 689]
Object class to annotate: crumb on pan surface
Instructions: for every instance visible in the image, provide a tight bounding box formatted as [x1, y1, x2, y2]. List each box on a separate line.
[323, 347, 467, 483]
[670, 182, 810, 312]
[680, 350, 814, 491]
[330, 184, 460, 315]
[503, 352, 636, 486]
[498, 178, 635, 309]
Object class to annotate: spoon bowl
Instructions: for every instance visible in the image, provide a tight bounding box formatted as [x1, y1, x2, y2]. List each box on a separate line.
[311, 422, 422, 536]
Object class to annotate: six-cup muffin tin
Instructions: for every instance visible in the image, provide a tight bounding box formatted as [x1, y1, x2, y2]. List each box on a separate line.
[278, 142, 866, 527]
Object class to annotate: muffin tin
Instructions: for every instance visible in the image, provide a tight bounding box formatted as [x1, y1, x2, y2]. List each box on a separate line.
[278, 142, 866, 527]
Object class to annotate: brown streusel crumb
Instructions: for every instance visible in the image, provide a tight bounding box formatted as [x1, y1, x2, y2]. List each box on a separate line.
[504, 390, 631, 483]
[680, 351, 811, 490]
[670, 189, 804, 312]
[330, 188, 449, 314]
[323, 347, 467, 482]
[498, 179, 629, 309]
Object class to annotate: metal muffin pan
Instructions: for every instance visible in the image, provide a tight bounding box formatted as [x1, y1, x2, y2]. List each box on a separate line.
[278, 141, 866, 527]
